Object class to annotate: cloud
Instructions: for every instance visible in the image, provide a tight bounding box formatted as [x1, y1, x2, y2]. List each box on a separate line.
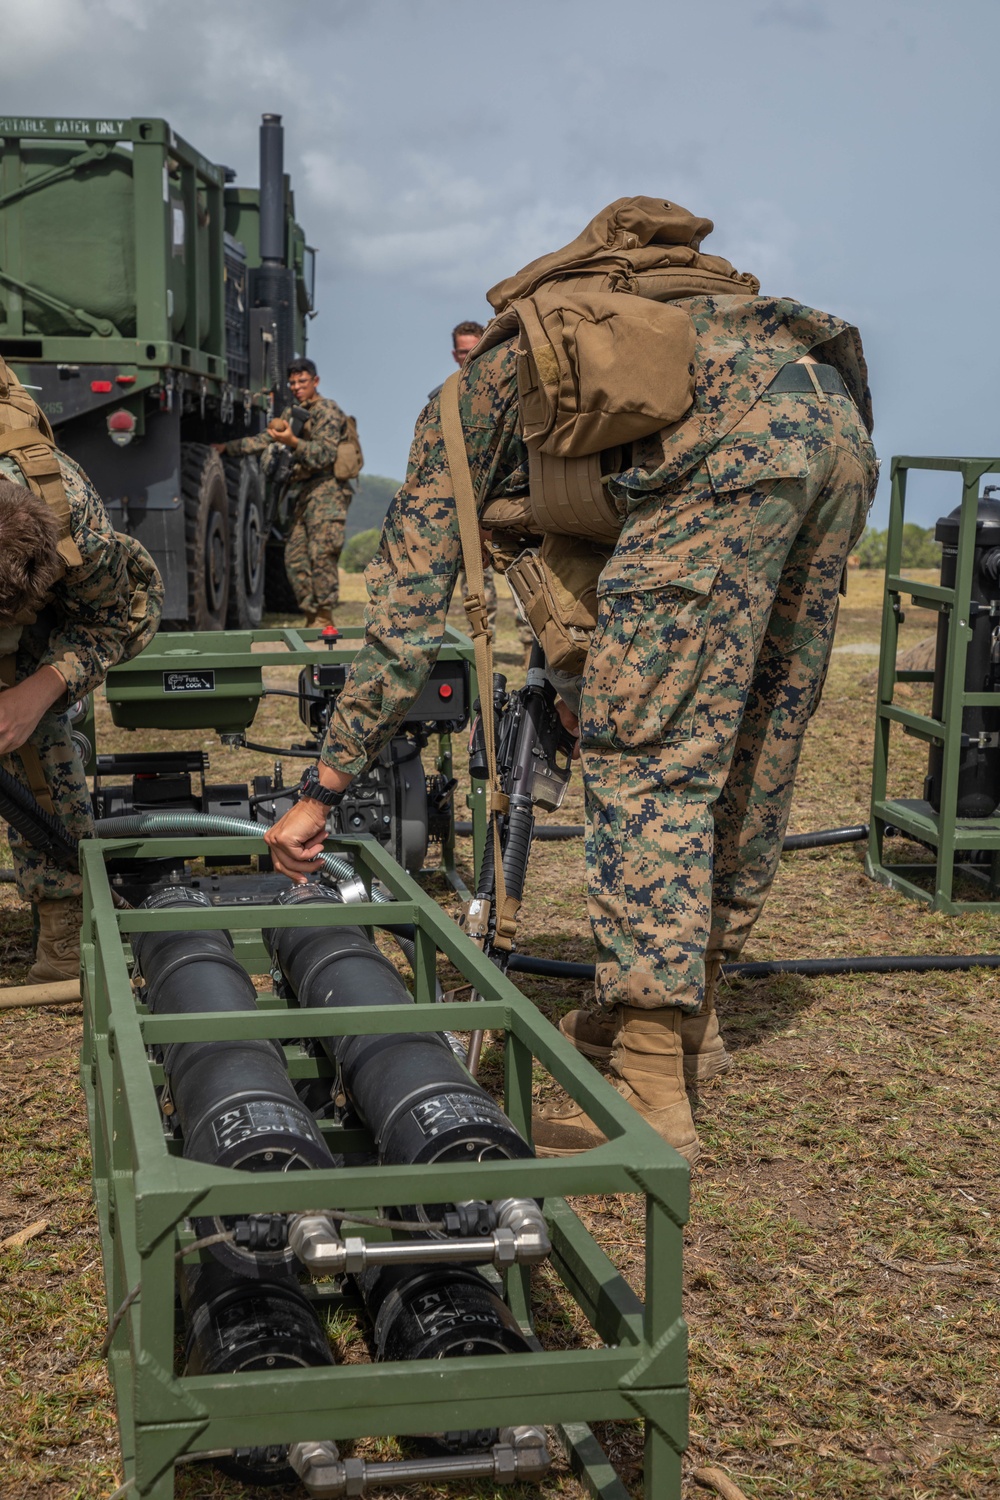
[753, 1, 832, 30]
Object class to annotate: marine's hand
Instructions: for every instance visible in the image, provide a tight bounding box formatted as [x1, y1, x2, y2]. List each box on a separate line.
[555, 698, 581, 761]
[211, 442, 227, 454]
[0, 667, 66, 755]
[267, 418, 297, 448]
[264, 797, 330, 882]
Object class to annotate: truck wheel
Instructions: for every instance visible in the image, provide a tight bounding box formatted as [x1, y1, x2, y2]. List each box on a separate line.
[223, 455, 266, 629]
[264, 538, 300, 616]
[182, 445, 230, 630]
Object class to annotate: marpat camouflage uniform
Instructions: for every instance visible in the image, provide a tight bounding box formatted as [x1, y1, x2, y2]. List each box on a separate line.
[0, 452, 160, 902]
[319, 296, 875, 1012]
[226, 396, 353, 615]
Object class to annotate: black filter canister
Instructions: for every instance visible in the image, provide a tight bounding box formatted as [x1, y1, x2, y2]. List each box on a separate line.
[927, 494, 1000, 817]
[133, 889, 336, 1276]
[181, 1259, 334, 1486]
[263, 887, 533, 1200]
[358, 1260, 531, 1455]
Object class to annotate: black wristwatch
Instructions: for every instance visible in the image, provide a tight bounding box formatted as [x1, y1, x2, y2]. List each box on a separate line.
[296, 766, 347, 809]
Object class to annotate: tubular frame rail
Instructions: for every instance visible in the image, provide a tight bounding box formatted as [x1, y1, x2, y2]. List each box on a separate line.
[868, 456, 1000, 911]
[80, 830, 687, 1500]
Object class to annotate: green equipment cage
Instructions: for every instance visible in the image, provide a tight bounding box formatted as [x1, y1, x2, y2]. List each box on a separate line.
[867, 455, 1000, 911]
[80, 830, 689, 1500]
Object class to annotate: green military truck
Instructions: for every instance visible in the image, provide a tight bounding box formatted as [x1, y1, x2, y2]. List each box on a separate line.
[0, 112, 314, 627]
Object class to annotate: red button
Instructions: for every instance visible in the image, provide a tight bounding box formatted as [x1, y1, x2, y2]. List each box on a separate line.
[438, 683, 453, 700]
[91, 380, 112, 393]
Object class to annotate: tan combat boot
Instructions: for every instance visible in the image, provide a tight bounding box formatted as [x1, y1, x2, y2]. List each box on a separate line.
[558, 1006, 615, 1060]
[534, 1006, 700, 1164]
[312, 611, 335, 630]
[559, 968, 732, 1082]
[28, 896, 83, 983]
[680, 958, 731, 1082]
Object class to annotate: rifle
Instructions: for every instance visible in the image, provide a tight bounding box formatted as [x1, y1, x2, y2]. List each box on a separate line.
[466, 642, 575, 1068]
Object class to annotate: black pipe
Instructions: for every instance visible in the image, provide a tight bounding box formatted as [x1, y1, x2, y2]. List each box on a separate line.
[781, 824, 869, 850]
[456, 821, 582, 843]
[454, 821, 876, 850]
[258, 112, 286, 266]
[181, 1260, 333, 1485]
[725, 952, 1000, 979]
[504, 949, 1000, 982]
[131, 887, 336, 1277]
[264, 885, 533, 1184]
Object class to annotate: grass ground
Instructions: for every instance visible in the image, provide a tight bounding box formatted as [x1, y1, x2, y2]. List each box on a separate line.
[0, 569, 997, 1500]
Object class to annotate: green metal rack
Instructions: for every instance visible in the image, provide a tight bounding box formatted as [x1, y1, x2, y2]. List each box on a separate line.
[867, 455, 1000, 911]
[101, 622, 488, 899]
[80, 831, 689, 1500]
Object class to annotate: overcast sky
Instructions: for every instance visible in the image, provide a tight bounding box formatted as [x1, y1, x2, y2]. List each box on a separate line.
[2, 0, 998, 525]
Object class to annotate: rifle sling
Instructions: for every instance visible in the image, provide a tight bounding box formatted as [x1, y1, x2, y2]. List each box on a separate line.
[440, 373, 519, 953]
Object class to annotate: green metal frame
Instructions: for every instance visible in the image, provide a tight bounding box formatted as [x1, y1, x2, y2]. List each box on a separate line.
[867, 455, 1000, 911]
[103, 623, 487, 900]
[80, 831, 688, 1499]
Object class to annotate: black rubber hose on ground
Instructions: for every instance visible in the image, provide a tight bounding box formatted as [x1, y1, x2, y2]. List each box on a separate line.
[456, 821, 582, 843]
[505, 951, 1000, 982]
[454, 821, 876, 851]
[781, 824, 870, 851]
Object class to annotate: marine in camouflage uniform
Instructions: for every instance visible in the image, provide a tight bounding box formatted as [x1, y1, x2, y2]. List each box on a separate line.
[268, 289, 875, 1160]
[225, 393, 353, 620]
[0, 450, 163, 976]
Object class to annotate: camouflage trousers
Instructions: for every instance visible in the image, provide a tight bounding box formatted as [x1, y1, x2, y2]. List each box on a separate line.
[579, 382, 876, 1011]
[2, 707, 93, 903]
[284, 479, 352, 616]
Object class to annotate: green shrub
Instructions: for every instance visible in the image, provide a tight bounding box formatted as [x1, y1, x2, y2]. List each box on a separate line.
[854, 526, 887, 568]
[341, 528, 382, 573]
[854, 523, 941, 570]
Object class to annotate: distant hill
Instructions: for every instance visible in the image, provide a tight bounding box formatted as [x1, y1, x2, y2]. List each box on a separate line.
[346, 474, 402, 538]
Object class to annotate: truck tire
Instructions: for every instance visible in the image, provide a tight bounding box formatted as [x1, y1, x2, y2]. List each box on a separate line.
[264, 537, 300, 616]
[223, 455, 266, 629]
[182, 445, 230, 631]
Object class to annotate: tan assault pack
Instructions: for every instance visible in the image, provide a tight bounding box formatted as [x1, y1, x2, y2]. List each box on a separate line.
[0, 355, 83, 575]
[0, 353, 162, 685]
[464, 197, 759, 673]
[334, 413, 364, 481]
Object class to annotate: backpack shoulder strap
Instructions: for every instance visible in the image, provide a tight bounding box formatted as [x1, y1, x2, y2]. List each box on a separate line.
[439, 372, 518, 953]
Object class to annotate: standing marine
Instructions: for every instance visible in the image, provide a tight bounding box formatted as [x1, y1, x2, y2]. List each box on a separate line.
[220, 357, 362, 627]
[263, 199, 876, 1165]
[0, 358, 162, 980]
